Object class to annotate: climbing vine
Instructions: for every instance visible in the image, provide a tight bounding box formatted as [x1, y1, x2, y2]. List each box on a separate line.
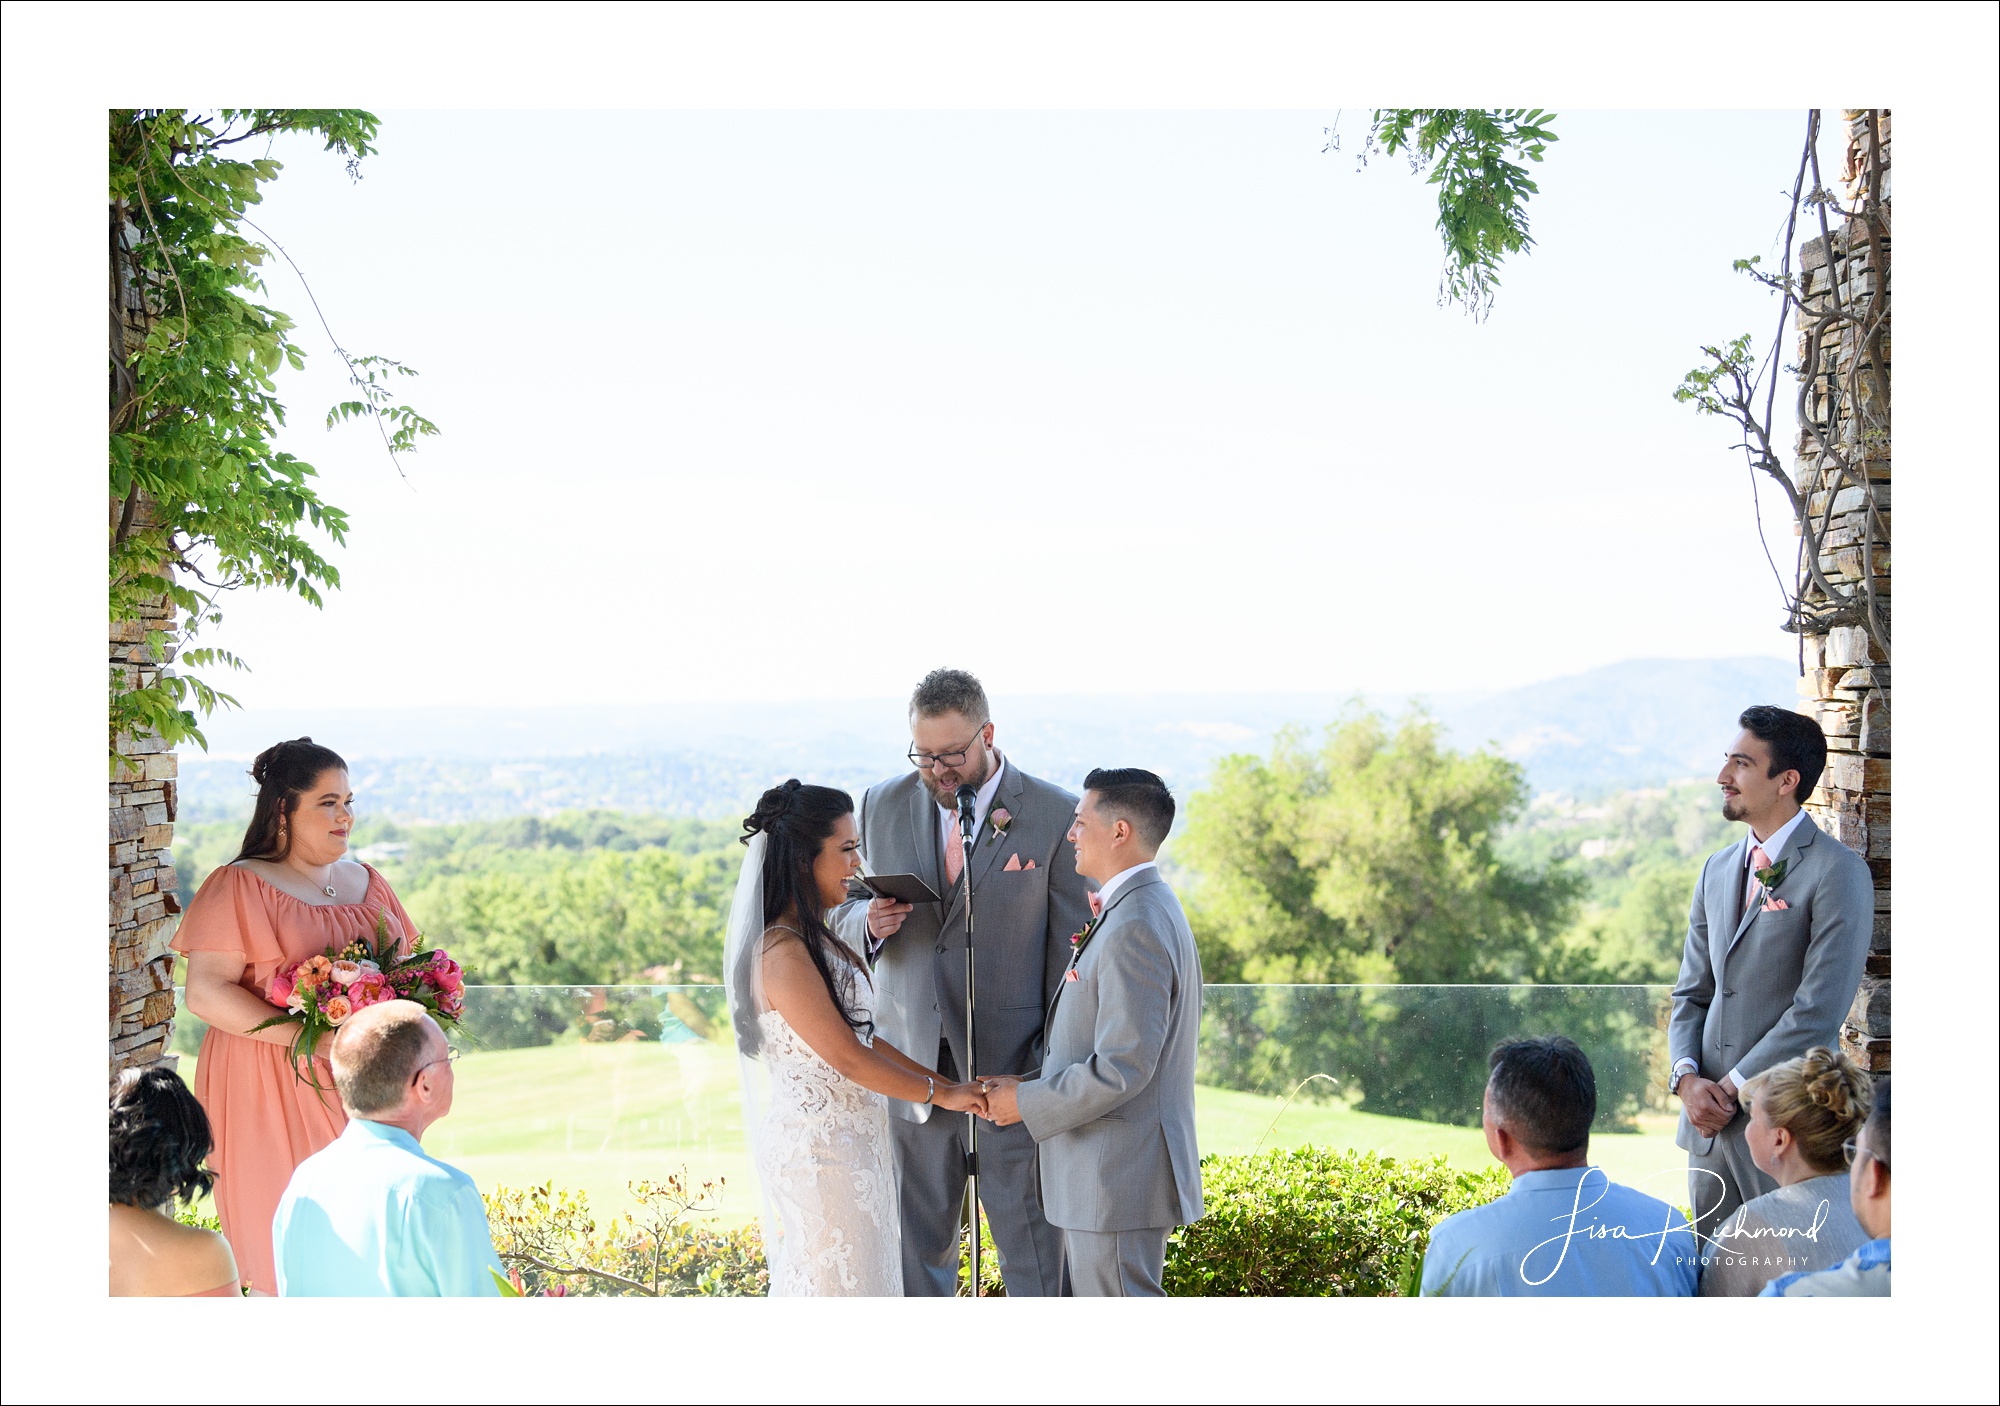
[1675, 110, 1890, 664]
[108, 108, 437, 765]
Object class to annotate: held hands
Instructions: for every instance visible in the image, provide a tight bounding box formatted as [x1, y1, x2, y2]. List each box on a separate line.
[931, 1080, 988, 1116]
[977, 1076, 1023, 1127]
[1678, 1074, 1738, 1136]
[867, 897, 914, 942]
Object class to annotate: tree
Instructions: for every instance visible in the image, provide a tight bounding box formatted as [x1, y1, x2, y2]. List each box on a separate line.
[108, 108, 436, 762]
[1333, 109, 1559, 319]
[1179, 707, 1581, 985]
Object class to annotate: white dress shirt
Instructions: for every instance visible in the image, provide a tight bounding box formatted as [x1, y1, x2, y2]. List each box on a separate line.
[1093, 860, 1158, 912]
[1676, 808, 1813, 1091]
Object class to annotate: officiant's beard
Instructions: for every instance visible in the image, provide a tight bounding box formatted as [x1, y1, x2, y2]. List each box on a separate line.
[921, 748, 994, 808]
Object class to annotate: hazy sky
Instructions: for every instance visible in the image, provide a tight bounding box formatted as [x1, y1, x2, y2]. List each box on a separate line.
[212, 108, 1822, 711]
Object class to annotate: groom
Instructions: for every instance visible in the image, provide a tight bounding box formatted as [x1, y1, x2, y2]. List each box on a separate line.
[832, 668, 1092, 1296]
[982, 768, 1204, 1297]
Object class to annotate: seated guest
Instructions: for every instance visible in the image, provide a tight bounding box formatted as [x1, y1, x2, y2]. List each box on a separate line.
[273, 999, 503, 1296]
[1762, 1075, 1890, 1296]
[109, 1067, 243, 1296]
[1421, 1036, 1697, 1296]
[1700, 1046, 1870, 1295]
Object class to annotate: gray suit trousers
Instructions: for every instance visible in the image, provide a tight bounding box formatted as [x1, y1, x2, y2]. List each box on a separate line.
[1064, 1227, 1171, 1297]
[1687, 1114, 1778, 1241]
[889, 1109, 1065, 1297]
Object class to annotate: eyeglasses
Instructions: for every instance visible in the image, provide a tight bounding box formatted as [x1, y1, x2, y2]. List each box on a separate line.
[1842, 1138, 1877, 1170]
[415, 1046, 461, 1080]
[908, 732, 984, 771]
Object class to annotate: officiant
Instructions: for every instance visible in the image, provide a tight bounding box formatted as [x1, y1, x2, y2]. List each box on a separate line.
[832, 669, 1092, 1296]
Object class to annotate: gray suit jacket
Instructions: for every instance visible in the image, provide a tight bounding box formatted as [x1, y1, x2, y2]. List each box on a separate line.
[831, 759, 1094, 1123]
[1016, 868, 1205, 1233]
[1670, 817, 1874, 1154]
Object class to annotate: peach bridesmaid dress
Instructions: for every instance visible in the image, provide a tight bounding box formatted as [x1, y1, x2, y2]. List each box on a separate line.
[171, 862, 420, 1295]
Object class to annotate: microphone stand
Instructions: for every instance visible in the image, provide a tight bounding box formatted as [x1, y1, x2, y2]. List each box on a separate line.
[955, 788, 981, 1297]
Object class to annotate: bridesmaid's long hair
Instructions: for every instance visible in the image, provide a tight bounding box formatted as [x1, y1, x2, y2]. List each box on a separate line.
[233, 737, 349, 863]
[740, 780, 871, 1048]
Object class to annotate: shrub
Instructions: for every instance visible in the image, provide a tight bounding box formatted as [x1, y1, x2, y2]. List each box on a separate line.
[485, 1174, 766, 1297]
[1163, 1147, 1508, 1296]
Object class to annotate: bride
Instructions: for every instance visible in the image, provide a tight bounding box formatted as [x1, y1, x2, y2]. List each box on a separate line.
[725, 780, 988, 1296]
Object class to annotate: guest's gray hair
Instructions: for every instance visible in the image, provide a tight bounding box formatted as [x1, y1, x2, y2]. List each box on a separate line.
[909, 669, 990, 726]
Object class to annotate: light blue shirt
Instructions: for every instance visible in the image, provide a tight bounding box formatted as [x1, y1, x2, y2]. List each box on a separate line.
[1761, 1236, 1890, 1296]
[273, 1119, 503, 1297]
[1421, 1166, 1699, 1296]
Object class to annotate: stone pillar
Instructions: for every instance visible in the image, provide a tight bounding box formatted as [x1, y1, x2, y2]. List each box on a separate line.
[1793, 111, 1890, 1072]
[109, 574, 184, 1079]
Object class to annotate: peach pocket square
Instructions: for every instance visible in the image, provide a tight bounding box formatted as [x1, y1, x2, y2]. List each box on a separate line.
[1761, 897, 1790, 911]
[1002, 854, 1036, 872]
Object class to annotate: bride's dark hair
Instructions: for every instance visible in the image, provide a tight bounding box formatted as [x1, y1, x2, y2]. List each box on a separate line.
[738, 780, 871, 1052]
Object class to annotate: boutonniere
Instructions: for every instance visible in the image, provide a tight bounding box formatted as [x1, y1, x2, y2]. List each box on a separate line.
[1754, 856, 1791, 912]
[1065, 910, 1103, 980]
[986, 808, 1013, 846]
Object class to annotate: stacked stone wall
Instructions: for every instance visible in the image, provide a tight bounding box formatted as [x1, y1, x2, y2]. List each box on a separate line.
[1793, 110, 1890, 1072]
[109, 543, 182, 1078]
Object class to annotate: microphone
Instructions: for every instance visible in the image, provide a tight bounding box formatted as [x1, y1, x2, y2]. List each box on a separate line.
[955, 783, 978, 837]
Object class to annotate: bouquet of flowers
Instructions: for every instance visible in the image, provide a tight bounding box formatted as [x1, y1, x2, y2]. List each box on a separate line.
[252, 909, 466, 1087]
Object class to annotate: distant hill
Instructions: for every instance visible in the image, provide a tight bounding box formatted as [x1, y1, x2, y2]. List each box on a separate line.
[178, 656, 1795, 823]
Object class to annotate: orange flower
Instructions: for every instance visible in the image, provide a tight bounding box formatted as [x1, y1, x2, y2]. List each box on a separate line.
[323, 995, 354, 1024]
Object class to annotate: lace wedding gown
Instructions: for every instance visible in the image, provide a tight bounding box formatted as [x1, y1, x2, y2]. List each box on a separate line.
[751, 961, 903, 1297]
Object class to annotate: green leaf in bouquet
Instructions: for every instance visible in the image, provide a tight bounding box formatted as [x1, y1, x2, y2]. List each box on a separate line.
[248, 1011, 303, 1034]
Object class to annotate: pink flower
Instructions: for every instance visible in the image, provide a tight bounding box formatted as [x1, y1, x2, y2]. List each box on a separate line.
[323, 995, 354, 1025]
[269, 972, 297, 1008]
[329, 959, 363, 986]
[347, 973, 393, 1009]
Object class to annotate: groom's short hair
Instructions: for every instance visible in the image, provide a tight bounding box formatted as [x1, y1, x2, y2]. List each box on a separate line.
[1487, 1035, 1595, 1155]
[910, 669, 990, 726]
[1084, 768, 1175, 851]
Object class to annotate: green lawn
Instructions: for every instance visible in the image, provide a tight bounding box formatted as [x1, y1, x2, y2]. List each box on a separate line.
[185, 1040, 1686, 1226]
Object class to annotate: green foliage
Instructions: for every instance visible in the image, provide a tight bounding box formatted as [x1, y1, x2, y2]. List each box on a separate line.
[107, 109, 437, 763]
[1356, 109, 1558, 319]
[409, 847, 738, 987]
[1673, 331, 1759, 419]
[1179, 707, 1582, 985]
[171, 811, 744, 989]
[1497, 783, 1734, 985]
[1162, 1147, 1508, 1296]
[171, 1203, 223, 1234]
[484, 1176, 767, 1297]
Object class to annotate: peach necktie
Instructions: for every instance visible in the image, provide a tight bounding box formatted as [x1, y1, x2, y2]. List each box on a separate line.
[944, 824, 964, 887]
[1747, 844, 1771, 908]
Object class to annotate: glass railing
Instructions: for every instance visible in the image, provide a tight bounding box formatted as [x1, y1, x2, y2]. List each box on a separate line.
[172, 983, 1680, 1226]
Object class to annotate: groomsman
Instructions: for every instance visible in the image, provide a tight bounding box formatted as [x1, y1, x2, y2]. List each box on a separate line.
[1670, 705, 1873, 1239]
[983, 769, 1205, 1297]
[832, 669, 1091, 1296]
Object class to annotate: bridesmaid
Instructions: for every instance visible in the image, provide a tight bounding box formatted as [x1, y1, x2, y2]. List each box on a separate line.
[173, 736, 422, 1295]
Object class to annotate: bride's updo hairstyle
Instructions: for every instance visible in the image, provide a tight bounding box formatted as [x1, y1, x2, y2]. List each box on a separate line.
[233, 737, 349, 864]
[740, 780, 871, 1047]
[1739, 1045, 1872, 1174]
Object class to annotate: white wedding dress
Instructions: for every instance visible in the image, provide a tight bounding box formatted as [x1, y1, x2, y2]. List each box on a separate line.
[724, 834, 903, 1297]
[750, 962, 903, 1297]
